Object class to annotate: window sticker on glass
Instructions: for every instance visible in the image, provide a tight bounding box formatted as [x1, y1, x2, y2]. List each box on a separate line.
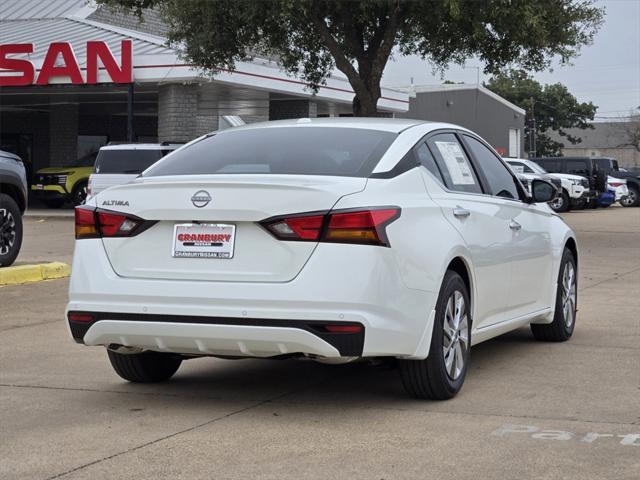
[510, 164, 525, 174]
[434, 141, 476, 185]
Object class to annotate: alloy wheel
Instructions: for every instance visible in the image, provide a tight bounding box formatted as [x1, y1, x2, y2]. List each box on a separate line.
[561, 262, 577, 328]
[442, 290, 469, 380]
[0, 208, 16, 255]
[620, 188, 637, 207]
[550, 196, 564, 211]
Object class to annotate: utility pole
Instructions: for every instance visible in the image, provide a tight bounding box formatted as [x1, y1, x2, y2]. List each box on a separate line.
[528, 97, 537, 158]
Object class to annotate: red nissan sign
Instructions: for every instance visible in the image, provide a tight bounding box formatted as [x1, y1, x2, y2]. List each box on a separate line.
[0, 40, 132, 86]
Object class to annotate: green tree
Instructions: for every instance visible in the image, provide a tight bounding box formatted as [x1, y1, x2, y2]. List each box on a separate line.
[99, 0, 604, 116]
[485, 69, 598, 156]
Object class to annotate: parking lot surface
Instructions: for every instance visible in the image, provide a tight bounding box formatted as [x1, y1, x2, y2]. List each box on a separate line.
[1, 207, 639, 479]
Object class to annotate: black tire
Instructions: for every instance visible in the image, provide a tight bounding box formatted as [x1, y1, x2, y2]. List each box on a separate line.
[43, 198, 65, 209]
[531, 248, 577, 342]
[398, 271, 471, 400]
[71, 180, 88, 206]
[0, 193, 23, 267]
[549, 190, 570, 213]
[107, 349, 182, 383]
[620, 185, 639, 207]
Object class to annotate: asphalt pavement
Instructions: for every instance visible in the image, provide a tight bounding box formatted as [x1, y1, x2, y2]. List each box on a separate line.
[1, 206, 639, 479]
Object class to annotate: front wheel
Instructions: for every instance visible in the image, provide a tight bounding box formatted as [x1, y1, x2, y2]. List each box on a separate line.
[549, 190, 570, 213]
[71, 181, 88, 206]
[398, 271, 471, 400]
[107, 349, 182, 382]
[531, 248, 577, 342]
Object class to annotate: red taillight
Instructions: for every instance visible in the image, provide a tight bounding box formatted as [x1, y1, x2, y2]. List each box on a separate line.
[265, 214, 325, 241]
[75, 206, 150, 239]
[261, 207, 400, 247]
[75, 206, 99, 239]
[325, 209, 399, 246]
[609, 182, 624, 188]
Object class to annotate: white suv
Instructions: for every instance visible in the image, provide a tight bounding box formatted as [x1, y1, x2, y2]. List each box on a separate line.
[67, 119, 578, 400]
[87, 143, 181, 199]
[506, 158, 589, 212]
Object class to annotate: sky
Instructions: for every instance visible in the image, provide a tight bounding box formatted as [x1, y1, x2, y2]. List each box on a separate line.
[381, 0, 640, 121]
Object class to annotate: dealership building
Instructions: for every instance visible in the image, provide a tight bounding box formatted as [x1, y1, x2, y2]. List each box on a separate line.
[0, 0, 524, 180]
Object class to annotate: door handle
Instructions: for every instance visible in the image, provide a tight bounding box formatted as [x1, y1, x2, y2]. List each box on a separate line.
[453, 207, 471, 218]
[509, 220, 522, 231]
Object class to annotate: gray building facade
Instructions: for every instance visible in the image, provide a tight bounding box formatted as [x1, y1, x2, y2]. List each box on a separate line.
[397, 84, 526, 158]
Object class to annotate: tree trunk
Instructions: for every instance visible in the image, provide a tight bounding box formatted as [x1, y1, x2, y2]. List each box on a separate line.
[351, 75, 382, 117]
[352, 93, 379, 117]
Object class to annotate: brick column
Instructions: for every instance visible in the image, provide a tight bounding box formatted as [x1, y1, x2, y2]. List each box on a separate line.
[49, 104, 78, 166]
[158, 83, 198, 142]
[269, 99, 318, 120]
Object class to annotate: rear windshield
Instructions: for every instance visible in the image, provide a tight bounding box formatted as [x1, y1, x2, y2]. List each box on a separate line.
[95, 149, 171, 174]
[143, 127, 397, 178]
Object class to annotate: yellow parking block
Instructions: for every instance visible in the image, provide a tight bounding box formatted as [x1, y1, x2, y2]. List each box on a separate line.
[0, 262, 71, 286]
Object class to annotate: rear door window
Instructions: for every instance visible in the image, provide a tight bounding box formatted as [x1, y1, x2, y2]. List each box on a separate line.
[95, 150, 164, 174]
[463, 135, 521, 200]
[415, 142, 445, 183]
[425, 134, 483, 194]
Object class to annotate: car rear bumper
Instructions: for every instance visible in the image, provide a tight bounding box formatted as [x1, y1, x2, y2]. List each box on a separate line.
[67, 240, 437, 359]
[69, 314, 364, 358]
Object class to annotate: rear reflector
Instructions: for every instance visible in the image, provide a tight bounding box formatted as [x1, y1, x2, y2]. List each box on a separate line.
[323, 324, 363, 333]
[68, 312, 95, 323]
[261, 207, 400, 247]
[75, 206, 155, 239]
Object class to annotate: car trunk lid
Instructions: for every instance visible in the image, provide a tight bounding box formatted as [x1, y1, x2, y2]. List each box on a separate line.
[97, 175, 366, 282]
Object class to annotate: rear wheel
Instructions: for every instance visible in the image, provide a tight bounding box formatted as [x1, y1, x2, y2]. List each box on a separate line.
[531, 248, 577, 342]
[398, 271, 471, 400]
[0, 193, 23, 267]
[107, 349, 182, 382]
[620, 185, 639, 207]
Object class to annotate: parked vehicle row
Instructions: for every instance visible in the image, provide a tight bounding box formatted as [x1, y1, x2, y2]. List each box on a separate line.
[505, 156, 636, 211]
[505, 158, 588, 212]
[29, 143, 181, 208]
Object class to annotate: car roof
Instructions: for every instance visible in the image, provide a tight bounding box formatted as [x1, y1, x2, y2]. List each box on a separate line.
[100, 144, 181, 151]
[217, 117, 462, 134]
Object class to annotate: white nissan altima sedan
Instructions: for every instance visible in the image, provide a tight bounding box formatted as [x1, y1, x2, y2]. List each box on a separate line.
[67, 118, 578, 400]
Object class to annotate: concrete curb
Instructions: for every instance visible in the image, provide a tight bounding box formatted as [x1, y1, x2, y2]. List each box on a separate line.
[0, 262, 71, 286]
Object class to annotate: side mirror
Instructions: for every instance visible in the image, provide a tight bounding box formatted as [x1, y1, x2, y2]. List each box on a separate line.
[530, 179, 557, 203]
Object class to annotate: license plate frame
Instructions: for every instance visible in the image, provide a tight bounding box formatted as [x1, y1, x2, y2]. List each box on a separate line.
[172, 223, 236, 259]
